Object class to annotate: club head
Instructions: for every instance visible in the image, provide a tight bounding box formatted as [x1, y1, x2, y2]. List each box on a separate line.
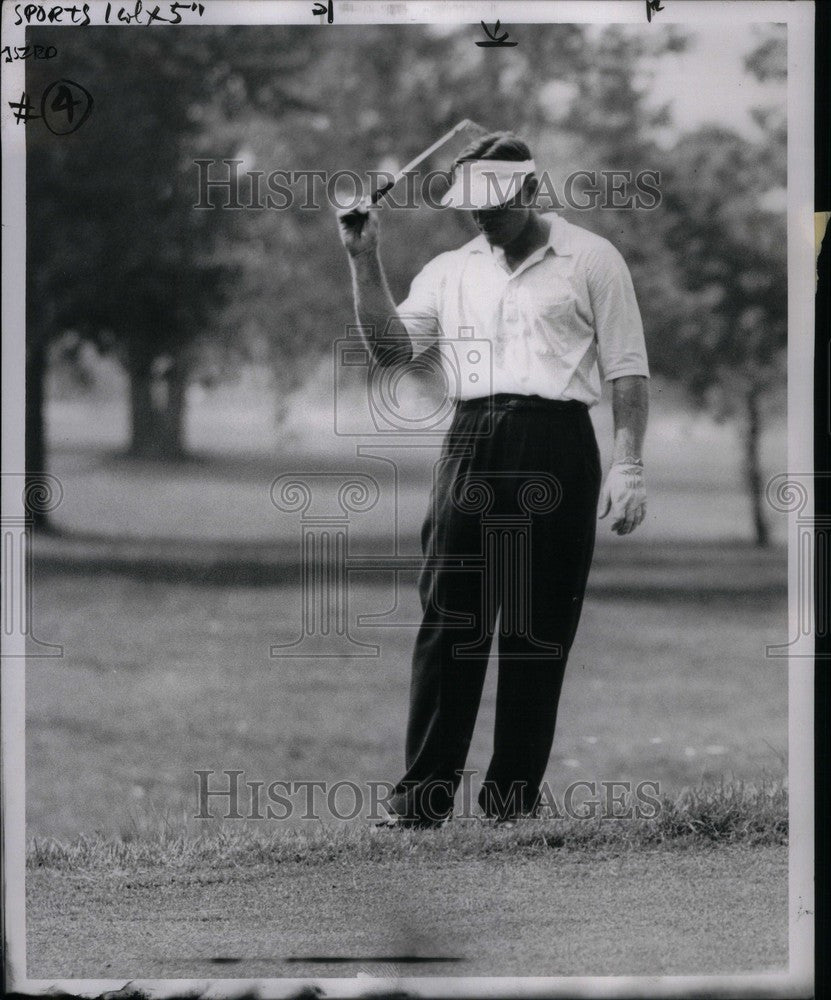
[460, 119, 487, 137]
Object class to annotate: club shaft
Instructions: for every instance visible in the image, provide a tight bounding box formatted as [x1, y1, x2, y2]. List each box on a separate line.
[370, 119, 473, 205]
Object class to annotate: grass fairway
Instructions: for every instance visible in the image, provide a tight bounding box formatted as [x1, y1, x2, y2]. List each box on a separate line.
[23, 375, 791, 983]
[27, 573, 786, 839]
[25, 561, 788, 981]
[27, 836, 787, 979]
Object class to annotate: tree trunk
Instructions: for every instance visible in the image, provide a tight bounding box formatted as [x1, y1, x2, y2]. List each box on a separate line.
[741, 386, 770, 548]
[25, 338, 51, 532]
[127, 354, 188, 460]
[128, 360, 155, 457]
[160, 361, 188, 459]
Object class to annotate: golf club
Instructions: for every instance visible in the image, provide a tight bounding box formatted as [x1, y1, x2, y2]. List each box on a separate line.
[341, 118, 483, 235]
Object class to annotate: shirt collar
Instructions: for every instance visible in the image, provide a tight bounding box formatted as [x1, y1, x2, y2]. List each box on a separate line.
[467, 212, 573, 259]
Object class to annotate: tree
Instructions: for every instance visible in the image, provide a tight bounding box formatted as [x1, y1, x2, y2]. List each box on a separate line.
[28, 21, 785, 550]
[26, 26, 325, 476]
[647, 28, 787, 546]
[27, 22, 684, 487]
[241, 23, 681, 411]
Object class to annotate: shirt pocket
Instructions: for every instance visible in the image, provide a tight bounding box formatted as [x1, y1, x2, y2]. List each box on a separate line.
[533, 295, 578, 358]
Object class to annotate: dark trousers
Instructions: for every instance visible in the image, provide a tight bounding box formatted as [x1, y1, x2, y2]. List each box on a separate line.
[388, 394, 601, 822]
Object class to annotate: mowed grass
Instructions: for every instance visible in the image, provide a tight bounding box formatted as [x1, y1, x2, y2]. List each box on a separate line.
[27, 845, 789, 978]
[26, 572, 787, 841]
[28, 779, 787, 874]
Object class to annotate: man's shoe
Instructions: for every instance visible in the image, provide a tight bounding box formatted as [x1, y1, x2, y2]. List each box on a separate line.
[372, 809, 450, 831]
[490, 812, 537, 829]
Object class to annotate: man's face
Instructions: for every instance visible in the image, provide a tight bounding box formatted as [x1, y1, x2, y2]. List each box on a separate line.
[469, 177, 536, 248]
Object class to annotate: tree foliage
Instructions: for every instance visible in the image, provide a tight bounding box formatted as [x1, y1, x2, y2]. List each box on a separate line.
[26, 26, 327, 456]
[25, 23, 787, 543]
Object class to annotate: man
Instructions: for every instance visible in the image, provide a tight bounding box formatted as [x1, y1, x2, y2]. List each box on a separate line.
[337, 131, 649, 827]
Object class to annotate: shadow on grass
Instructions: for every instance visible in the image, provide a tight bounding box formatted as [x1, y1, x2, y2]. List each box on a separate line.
[31, 528, 786, 596]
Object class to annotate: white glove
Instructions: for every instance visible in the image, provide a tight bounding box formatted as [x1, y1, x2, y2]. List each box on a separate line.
[599, 461, 646, 535]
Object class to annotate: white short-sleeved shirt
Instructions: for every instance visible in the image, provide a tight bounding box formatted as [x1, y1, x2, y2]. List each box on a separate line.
[395, 212, 649, 406]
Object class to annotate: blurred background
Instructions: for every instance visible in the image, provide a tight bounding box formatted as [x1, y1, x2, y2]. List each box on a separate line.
[24, 22, 789, 839]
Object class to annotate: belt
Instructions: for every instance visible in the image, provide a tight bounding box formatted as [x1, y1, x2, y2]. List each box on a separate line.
[455, 393, 587, 412]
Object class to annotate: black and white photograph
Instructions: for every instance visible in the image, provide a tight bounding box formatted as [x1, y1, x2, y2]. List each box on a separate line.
[0, 0, 817, 996]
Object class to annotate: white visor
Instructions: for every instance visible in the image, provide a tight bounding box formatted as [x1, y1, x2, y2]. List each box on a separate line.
[440, 159, 536, 209]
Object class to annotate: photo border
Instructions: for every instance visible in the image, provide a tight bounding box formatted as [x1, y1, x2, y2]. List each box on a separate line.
[0, 1, 816, 996]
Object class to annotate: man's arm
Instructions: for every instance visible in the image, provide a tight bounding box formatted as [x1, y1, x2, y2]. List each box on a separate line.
[337, 204, 413, 368]
[610, 374, 649, 464]
[585, 240, 650, 536]
[600, 374, 649, 535]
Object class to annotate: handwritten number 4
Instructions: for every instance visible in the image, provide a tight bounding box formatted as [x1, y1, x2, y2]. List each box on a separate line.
[50, 84, 81, 124]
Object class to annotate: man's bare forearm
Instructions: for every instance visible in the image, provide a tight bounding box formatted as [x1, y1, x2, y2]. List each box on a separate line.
[610, 375, 649, 463]
[349, 251, 413, 367]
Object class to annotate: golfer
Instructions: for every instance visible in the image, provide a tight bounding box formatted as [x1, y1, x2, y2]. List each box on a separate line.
[337, 132, 649, 827]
